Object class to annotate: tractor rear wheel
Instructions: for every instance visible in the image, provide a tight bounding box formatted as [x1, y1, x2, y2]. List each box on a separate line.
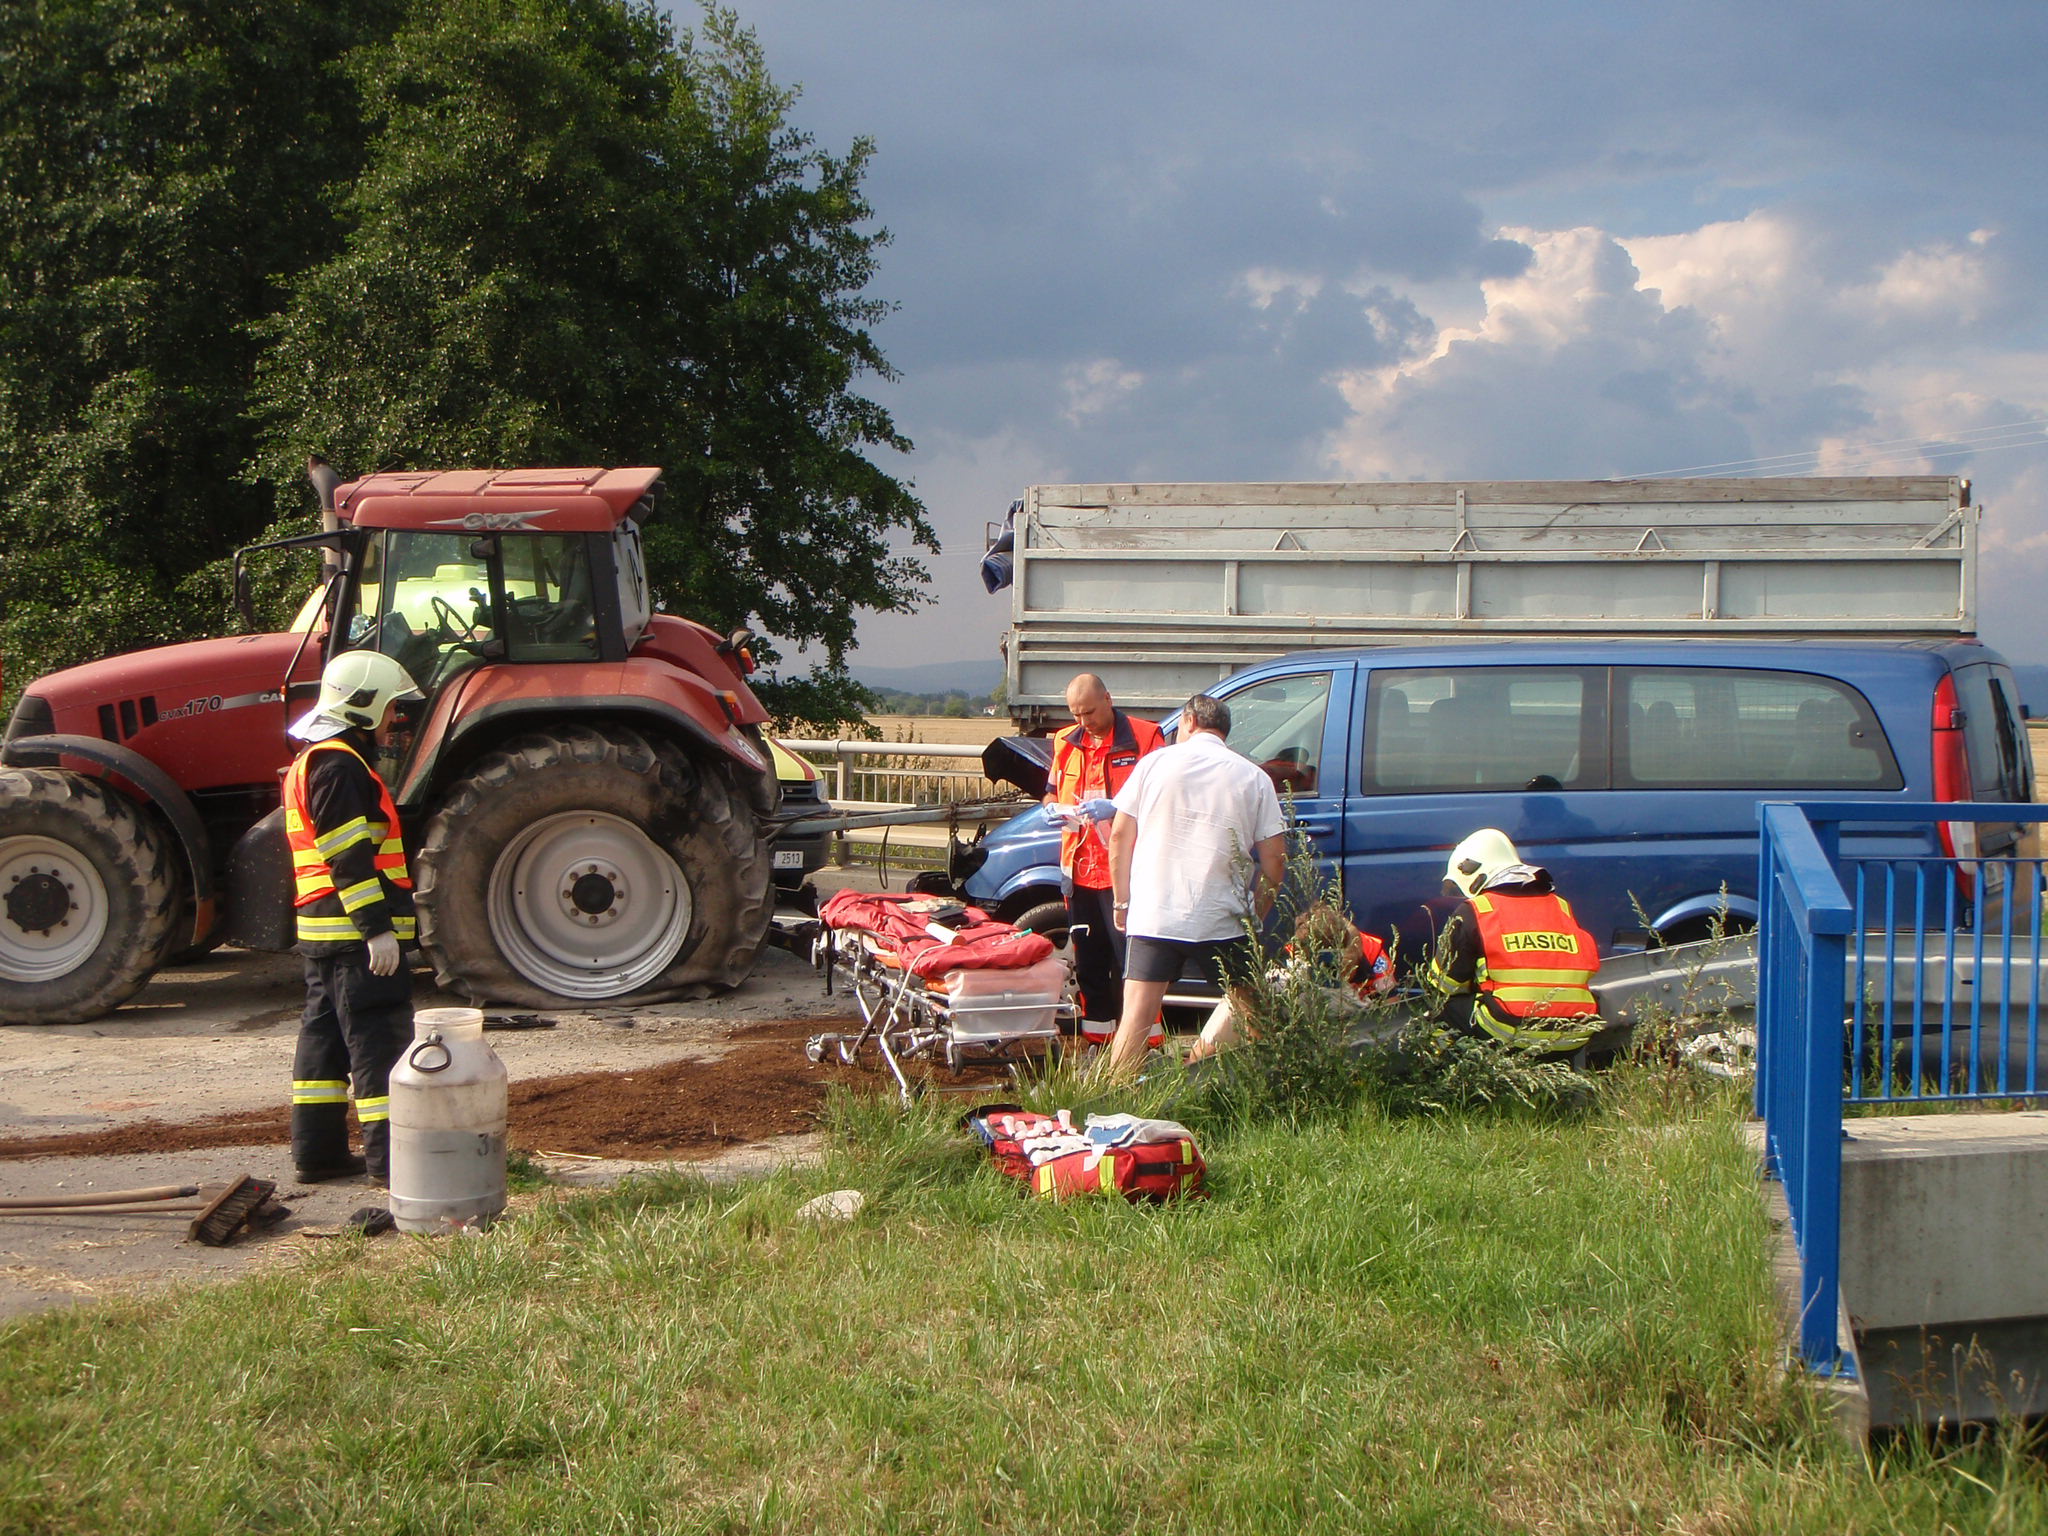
[0, 769, 179, 1024]
[413, 724, 774, 1008]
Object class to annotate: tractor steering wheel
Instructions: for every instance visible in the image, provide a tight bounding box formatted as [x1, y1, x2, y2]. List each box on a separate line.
[429, 594, 482, 644]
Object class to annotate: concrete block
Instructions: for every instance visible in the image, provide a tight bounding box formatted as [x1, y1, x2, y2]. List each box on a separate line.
[1839, 1110, 2048, 1329]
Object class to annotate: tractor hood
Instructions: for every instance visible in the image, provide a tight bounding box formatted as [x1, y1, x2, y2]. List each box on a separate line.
[18, 631, 318, 791]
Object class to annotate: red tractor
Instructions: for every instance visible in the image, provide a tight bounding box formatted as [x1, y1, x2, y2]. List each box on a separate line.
[0, 466, 782, 1025]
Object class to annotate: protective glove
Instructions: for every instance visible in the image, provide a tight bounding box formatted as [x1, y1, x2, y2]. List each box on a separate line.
[365, 931, 402, 977]
[1040, 802, 1076, 827]
[1079, 798, 1119, 823]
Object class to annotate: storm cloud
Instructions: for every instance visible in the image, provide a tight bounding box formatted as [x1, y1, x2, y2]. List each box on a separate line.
[718, 0, 2048, 671]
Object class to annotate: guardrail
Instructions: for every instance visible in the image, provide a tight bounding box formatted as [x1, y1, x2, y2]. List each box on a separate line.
[1757, 800, 2046, 1374]
[781, 739, 1002, 808]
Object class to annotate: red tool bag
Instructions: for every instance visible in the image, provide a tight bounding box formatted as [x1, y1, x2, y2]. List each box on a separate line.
[963, 1106, 1205, 1204]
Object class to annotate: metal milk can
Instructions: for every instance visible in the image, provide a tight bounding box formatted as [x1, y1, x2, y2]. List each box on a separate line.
[388, 1006, 509, 1234]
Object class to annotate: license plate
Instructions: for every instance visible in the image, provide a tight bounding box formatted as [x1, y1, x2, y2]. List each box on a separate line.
[773, 850, 805, 869]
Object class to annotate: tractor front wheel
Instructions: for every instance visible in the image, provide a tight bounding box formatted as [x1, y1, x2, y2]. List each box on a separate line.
[413, 724, 774, 1008]
[0, 769, 179, 1024]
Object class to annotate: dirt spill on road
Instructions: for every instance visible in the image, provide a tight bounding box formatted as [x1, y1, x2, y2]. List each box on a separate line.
[0, 1020, 911, 1163]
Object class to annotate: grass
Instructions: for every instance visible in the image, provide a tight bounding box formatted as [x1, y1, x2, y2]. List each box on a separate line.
[2, 1077, 2046, 1532]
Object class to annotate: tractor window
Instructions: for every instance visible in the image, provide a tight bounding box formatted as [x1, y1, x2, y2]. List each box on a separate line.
[350, 531, 601, 681]
[352, 532, 495, 694]
[497, 536, 600, 662]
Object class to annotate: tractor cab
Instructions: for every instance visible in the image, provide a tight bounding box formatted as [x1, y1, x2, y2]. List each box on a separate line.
[267, 467, 675, 784]
[332, 466, 655, 676]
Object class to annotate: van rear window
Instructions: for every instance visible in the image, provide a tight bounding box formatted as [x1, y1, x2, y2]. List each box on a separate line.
[1364, 668, 1595, 793]
[1615, 668, 1900, 790]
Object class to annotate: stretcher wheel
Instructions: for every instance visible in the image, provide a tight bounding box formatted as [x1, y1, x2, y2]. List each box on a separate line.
[805, 1037, 827, 1064]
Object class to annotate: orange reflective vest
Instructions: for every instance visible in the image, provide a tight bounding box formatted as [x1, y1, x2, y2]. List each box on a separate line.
[1468, 890, 1598, 1035]
[282, 739, 415, 947]
[1048, 710, 1164, 888]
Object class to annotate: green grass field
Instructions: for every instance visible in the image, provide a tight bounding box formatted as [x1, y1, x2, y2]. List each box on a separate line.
[3, 1073, 2044, 1534]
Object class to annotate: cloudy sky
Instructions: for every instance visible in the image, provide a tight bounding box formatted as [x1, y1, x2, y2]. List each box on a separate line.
[714, 0, 2048, 677]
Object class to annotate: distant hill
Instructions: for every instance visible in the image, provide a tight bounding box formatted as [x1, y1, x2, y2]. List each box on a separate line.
[2013, 665, 2048, 715]
[849, 658, 1005, 694]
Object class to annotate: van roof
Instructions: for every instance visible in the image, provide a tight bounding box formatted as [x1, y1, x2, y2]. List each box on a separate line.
[1256, 638, 2003, 674]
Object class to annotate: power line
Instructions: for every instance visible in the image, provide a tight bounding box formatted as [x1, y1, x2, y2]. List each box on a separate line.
[1633, 418, 2048, 479]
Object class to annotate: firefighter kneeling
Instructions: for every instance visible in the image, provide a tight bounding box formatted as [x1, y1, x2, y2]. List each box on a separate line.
[1425, 828, 1601, 1060]
[283, 651, 424, 1184]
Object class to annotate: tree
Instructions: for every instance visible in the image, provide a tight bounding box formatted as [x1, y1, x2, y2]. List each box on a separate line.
[0, 0, 401, 715]
[1, 1, 928, 730]
[250, 0, 932, 724]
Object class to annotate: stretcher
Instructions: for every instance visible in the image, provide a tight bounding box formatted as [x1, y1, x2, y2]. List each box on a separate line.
[805, 891, 1075, 1101]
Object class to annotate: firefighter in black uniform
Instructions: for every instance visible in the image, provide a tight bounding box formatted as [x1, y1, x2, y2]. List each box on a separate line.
[282, 650, 424, 1183]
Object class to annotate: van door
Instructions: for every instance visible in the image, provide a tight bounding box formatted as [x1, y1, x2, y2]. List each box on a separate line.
[1608, 665, 1912, 941]
[1342, 664, 1604, 956]
[1212, 663, 1353, 896]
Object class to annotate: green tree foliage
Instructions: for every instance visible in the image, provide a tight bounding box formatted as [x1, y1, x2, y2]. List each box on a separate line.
[0, 0, 397, 710]
[0, 0, 929, 727]
[249, 0, 932, 723]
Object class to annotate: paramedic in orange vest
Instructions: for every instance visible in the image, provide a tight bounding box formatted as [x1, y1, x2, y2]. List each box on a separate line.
[1425, 828, 1602, 1060]
[282, 650, 423, 1184]
[1041, 673, 1164, 1041]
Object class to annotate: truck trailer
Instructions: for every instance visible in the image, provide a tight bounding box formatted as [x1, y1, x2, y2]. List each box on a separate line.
[988, 477, 1977, 730]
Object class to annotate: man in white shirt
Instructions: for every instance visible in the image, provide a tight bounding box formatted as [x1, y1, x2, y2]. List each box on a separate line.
[1104, 694, 1288, 1076]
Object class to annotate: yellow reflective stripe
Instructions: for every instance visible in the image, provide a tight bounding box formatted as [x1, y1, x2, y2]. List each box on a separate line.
[355, 1096, 390, 1123]
[314, 817, 372, 858]
[1035, 1166, 1054, 1195]
[292, 1080, 349, 1104]
[1470, 894, 1494, 914]
[1490, 985, 1596, 1005]
[297, 914, 365, 939]
[390, 916, 417, 940]
[1476, 1016, 1596, 1047]
[336, 878, 383, 912]
[1488, 966, 1596, 985]
[1556, 897, 1574, 918]
[293, 874, 332, 897]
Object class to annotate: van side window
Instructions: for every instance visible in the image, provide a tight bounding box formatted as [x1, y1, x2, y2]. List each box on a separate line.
[1223, 672, 1333, 794]
[1363, 668, 1591, 793]
[1616, 668, 1901, 790]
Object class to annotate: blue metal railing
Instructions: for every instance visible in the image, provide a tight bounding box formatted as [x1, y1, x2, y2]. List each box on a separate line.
[1757, 801, 2046, 1374]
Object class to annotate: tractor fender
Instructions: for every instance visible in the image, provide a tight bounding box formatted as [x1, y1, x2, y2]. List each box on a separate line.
[219, 809, 295, 952]
[422, 695, 772, 797]
[0, 733, 215, 948]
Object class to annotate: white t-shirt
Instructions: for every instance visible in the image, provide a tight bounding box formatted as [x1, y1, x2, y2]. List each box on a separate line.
[1112, 731, 1287, 942]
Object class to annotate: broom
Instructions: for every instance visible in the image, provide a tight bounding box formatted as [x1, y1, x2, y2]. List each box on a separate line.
[187, 1176, 277, 1246]
[0, 1175, 278, 1243]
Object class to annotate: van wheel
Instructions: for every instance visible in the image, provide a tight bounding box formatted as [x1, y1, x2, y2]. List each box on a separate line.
[1654, 913, 1755, 948]
[415, 724, 773, 1007]
[1011, 899, 1071, 945]
[0, 770, 179, 1023]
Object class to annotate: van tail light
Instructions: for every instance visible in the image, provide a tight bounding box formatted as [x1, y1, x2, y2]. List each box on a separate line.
[1932, 674, 1977, 877]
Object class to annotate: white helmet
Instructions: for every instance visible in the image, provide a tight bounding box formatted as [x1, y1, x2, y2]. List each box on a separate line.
[1443, 828, 1521, 898]
[289, 651, 424, 742]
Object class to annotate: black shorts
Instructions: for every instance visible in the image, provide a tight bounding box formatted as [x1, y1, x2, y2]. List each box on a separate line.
[1124, 933, 1252, 986]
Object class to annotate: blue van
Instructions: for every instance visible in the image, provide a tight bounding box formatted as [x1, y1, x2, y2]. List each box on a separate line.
[952, 640, 2035, 955]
